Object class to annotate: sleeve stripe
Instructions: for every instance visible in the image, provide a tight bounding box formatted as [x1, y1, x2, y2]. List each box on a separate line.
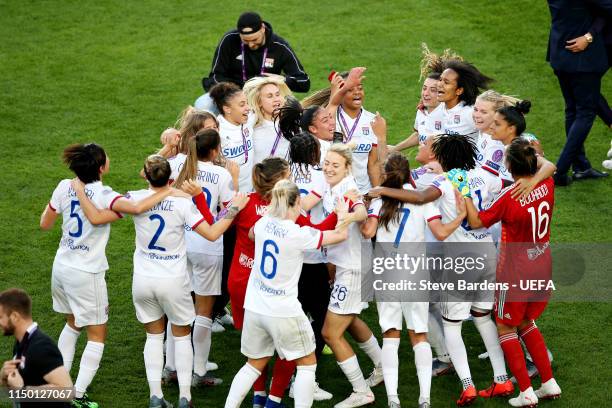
[316, 231, 323, 249]
[48, 202, 56, 212]
[482, 165, 499, 176]
[212, 33, 239, 83]
[191, 218, 206, 230]
[311, 191, 322, 198]
[273, 41, 308, 77]
[371, 143, 378, 147]
[367, 214, 379, 218]
[427, 215, 442, 222]
[350, 201, 364, 211]
[114, 211, 124, 219]
[109, 195, 125, 211]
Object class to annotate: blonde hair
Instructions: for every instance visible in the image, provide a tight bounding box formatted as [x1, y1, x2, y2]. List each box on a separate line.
[268, 179, 300, 218]
[476, 90, 521, 110]
[176, 106, 218, 154]
[243, 76, 291, 127]
[326, 142, 354, 172]
[302, 88, 331, 108]
[419, 42, 464, 80]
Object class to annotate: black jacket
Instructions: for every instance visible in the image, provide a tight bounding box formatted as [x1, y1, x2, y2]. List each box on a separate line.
[202, 22, 310, 92]
[546, 0, 612, 72]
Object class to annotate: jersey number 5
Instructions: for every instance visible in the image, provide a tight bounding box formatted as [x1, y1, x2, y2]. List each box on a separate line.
[260, 239, 279, 279]
[69, 200, 83, 238]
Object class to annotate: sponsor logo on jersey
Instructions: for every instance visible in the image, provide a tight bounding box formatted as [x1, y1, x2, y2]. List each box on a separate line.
[492, 149, 504, 163]
[255, 204, 269, 216]
[435, 121, 442, 130]
[222, 140, 253, 158]
[454, 114, 460, 124]
[353, 143, 372, 153]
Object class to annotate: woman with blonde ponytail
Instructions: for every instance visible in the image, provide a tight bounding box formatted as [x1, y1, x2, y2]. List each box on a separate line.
[225, 179, 350, 408]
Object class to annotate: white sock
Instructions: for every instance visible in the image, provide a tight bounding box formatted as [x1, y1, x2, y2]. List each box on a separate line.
[224, 363, 261, 408]
[164, 321, 175, 371]
[473, 315, 508, 383]
[174, 334, 193, 401]
[268, 395, 281, 403]
[57, 324, 80, 374]
[294, 364, 316, 408]
[381, 338, 400, 404]
[74, 341, 104, 398]
[144, 332, 165, 398]
[193, 316, 212, 376]
[413, 342, 432, 404]
[337, 355, 368, 393]
[357, 334, 382, 367]
[443, 320, 473, 389]
[428, 312, 450, 362]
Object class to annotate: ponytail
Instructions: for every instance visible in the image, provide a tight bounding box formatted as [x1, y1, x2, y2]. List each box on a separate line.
[268, 179, 300, 219]
[497, 100, 532, 137]
[378, 154, 411, 231]
[62, 143, 107, 184]
[175, 129, 221, 188]
[252, 157, 290, 200]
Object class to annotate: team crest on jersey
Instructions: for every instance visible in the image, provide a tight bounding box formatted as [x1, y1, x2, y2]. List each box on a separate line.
[242, 128, 250, 137]
[362, 126, 370, 135]
[434, 121, 442, 130]
[454, 114, 460, 124]
[492, 149, 504, 163]
[264, 58, 274, 68]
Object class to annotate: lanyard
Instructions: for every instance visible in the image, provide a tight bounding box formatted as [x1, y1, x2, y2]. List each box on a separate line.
[241, 43, 268, 82]
[240, 124, 250, 164]
[338, 106, 362, 143]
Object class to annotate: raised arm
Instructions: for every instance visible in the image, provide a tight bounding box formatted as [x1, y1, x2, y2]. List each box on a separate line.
[367, 146, 382, 188]
[391, 132, 419, 152]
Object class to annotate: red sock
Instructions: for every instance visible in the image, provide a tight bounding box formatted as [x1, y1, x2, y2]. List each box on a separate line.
[269, 358, 296, 398]
[253, 364, 268, 393]
[499, 332, 531, 391]
[520, 322, 553, 383]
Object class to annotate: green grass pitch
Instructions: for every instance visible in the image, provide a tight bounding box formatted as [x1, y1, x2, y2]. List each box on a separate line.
[1, 1, 610, 407]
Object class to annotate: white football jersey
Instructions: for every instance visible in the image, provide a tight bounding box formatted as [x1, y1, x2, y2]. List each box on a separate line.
[129, 190, 204, 278]
[429, 174, 467, 243]
[184, 161, 234, 255]
[456, 168, 503, 242]
[291, 163, 326, 264]
[168, 153, 187, 181]
[411, 165, 439, 190]
[318, 139, 331, 167]
[218, 113, 255, 192]
[322, 176, 365, 269]
[49, 180, 122, 273]
[415, 104, 445, 143]
[476, 132, 510, 179]
[441, 102, 477, 141]
[244, 215, 322, 317]
[368, 184, 441, 244]
[336, 108, 378, 193]
[252, 119, 290, 164]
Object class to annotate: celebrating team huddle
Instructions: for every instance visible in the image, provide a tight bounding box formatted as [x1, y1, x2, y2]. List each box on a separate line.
[39, 15, 563, 408]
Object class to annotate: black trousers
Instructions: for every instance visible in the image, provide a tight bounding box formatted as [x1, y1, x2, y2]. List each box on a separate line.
[554, 69, 604, 175]
[298, 262, 331, 358]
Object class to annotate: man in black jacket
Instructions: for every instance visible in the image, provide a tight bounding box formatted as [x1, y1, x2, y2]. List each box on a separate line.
[547, 0, 612, 186]
[0, 288, 73, 407]
[195, 11, 310, 113]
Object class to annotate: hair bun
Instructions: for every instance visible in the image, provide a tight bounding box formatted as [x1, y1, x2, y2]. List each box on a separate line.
[515, 100, 531, 115]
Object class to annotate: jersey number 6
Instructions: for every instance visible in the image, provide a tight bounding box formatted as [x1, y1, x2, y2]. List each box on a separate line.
[260, 239, 279, 279]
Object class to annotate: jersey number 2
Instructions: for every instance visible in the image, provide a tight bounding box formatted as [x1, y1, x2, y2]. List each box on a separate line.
[148, 214, 166, 251]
